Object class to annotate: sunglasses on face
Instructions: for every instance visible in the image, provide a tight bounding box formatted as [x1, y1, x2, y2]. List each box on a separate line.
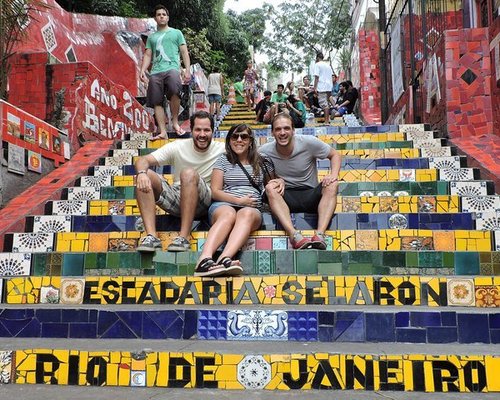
[230, 133, 252, 141]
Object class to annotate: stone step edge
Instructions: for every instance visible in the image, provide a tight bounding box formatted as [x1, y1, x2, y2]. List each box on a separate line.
[1, 340, 498, 392]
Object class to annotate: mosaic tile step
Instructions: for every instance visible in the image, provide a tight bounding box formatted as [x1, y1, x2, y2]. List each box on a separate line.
[90, 181, 485, 201]
[4, 229, 492, 253]
[19, 250, 500, 277]
[49, 195, 471, 217]
[0, 307, 498, 344]
[23, 212, 484, 234]
[2, 345, 498, 391]
[2, 275, 499, 307]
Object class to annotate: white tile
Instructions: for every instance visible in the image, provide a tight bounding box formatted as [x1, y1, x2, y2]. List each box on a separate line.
[462, 196, 500, 213]
[80, 175, 113, 187]
[450, 181, 488, 196]
[412, 138, 443, 148]
[60, 278, 85, 304]
[121, 140, 146, 150]
[399, 123, 426, 133]
[428, 156, 461, 170]
[130, 371, 146, 387]
[405, 130, 434, 142]
[227, 310, 288, 340]
[439, 168, 475, 182]
[12, 233, 55, 253]
[40, 285, 59, 304]
[420, 146, 452, 157]
[495, 231, 500, 251]
[0, 351, 13, 383]
[0, 253, 31, 276]
[52, 200, 88, 216]
[32, 215, 72, 233]
[237, 355, 271, 389]
[399, 169, 416, 182]
[93, 165, 123, 177]
[67, 186, 100, 200]
[476, 212, 500, 231]
[447, 278, 475, 307]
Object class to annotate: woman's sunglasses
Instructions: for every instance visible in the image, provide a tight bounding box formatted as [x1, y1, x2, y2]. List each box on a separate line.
[230, 133, 252, 141]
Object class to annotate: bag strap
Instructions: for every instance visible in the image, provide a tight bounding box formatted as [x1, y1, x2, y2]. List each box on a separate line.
[235, 159, 261, 192]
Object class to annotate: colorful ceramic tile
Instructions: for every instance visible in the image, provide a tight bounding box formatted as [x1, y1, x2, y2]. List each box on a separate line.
[0, 253, 31, 276]
[32, 215, 72, 233]
[237, 356, 271, 389]
[342, 197, 361, 212]
[475, 213, 500, 231]
[355, 230, 378, 250]
[93, 165, 123, 177]
[59, 278, 85, 304]
[80, 175, 113, 187]
[439, 168, 474, 182]
[39, 285, 60, 304]
[418, 196, 436, 212]
[420, 146, 452, 157]
[401, 236, 433, 250]
[475, 286, 500, 307]
[447, 278, 475, 306]
[227, 310, 288, 340]
[399, 169, 416, 182]
[67, 187, 101, 200]
[462, 196, 500, 213]
[450, 181, 487, 196]
[130, 371, 146, 387]
[0, 351, 13, 384]
[12, 233, 54, 253]
[388, 214, 408, 229]
[52, 200, 88, 216]
[428, 156, 461, 170]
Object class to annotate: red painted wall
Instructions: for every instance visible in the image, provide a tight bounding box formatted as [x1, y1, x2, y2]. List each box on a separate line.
[490, 18, 500, 132]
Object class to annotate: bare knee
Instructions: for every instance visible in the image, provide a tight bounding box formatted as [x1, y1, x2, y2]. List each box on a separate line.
[321, 181, 339, 198]
[179, 168, 200, 185]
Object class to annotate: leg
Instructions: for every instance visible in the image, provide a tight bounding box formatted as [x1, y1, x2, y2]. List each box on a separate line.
[215, 101, 221, 117]
[218, 207, 261, 260]
[209, 101, 215, 115]
[178, 168, 203, 239]
[169, 94, 183, 134]
[136, 170, 164, 237]
[265, 182, 295, 237]
[316, 181, 339, 233]
[198, 206, 237, 260]
[154, 105, 168, 136]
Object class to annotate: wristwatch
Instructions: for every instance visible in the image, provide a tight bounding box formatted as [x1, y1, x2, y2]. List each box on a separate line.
[137, 170, 147, 175]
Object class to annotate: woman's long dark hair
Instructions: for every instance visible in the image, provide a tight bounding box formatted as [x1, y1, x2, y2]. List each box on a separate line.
[225, 124, 261, 177]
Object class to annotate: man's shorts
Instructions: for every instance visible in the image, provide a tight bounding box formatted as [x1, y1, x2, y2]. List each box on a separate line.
[208, 94, 222, 104]
[318, 92, 330, 109]
[283, 184, 323, 213]
[336, 106, 349, 116]
[147, 70, 183, 107]
[155, 173, 211, 218]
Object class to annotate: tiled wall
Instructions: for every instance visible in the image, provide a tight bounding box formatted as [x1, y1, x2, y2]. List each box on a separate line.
[1, 349, 499, 391]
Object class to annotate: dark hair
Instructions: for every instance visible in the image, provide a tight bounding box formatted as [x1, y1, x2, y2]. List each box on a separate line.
[153, 4, 169, 16]
[190, 110, 214, 132]
[225, 124, 261, 177]
[316, 52, 324, 60]
[264, 90, 272, 97]
[277, 84, 284, 90]
[287, 94, 297, 104]
[346, 80, 353, 87]
[340, 81, 349, 91]
[271, 112, 294, 130]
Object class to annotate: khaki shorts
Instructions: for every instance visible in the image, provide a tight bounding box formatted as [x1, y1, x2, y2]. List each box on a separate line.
[318, 92, 329, 109]
[155, 173, 211, 217]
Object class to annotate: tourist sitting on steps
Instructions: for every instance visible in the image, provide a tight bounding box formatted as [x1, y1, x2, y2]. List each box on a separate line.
[135, 111, 224, 253]
[195, 124, 275, 277]
[259, 113, 341, 250]
[332, 81, 359, 117]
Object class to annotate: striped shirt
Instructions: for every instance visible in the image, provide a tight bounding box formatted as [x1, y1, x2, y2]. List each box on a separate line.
[213, 154, 274, 210]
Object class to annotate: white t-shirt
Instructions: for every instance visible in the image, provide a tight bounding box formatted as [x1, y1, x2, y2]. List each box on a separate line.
[150, 139, 225, 184]
[313, 61, 333, 92]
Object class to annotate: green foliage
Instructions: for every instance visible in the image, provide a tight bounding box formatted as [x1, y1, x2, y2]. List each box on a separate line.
[226, 8, 267, 51]
[263, 0, 351, 72]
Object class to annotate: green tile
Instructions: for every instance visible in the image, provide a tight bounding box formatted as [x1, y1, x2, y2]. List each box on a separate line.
[176, 252, 191, 265]
[153, 252, 176, 263]
[153, 262, 178, 275]
[106, 253, 120, 269]
[62, 253, 85, 276]
[348, 251, 373, 264]
[295, 250, 318, 274]
[143, 268, 156, 275]
[318, 263, 343, 275]
[317, 251, 341, 263]
[436, 181, 449, 195]
[442, 252, 454, 268]
[275, 250, 295, 274]
[345, 263, 374, 275]
[454, 252, 480, 275]
[32, 253, 48, 276]
[381, 251, 405, 267]
[255, 251, 274, 275]
[373, 266, 390, 274]
[240, 251, 255, 273]
[406, 252, 418, 267]
[418, 251, 442, 267]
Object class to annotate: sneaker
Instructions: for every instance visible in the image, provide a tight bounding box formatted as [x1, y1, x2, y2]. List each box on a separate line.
[310, 232, 327, 250]
[137, 234, 162, 252]
[290, 231, 312, 250]
[167, 236, 191, 252]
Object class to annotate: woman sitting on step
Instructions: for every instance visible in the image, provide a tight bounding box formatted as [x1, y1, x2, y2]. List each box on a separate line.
[194, 124, 275, 277]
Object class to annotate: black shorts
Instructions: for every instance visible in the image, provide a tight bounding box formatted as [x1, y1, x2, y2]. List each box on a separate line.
[283, 184, 322, 213]
[146, 70, 183, 107]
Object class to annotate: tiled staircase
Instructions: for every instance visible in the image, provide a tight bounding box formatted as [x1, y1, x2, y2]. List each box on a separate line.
[0, 103, 499, 394]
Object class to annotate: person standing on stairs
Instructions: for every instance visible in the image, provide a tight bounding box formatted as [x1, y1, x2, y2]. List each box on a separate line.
[140, 4, 191, 139]
[135, 111, 224, 253]
[313, 52, 334, 125]
[260, 113, 341, 250]
[195, 124, 275, 277]
[207, 68, 224, 119]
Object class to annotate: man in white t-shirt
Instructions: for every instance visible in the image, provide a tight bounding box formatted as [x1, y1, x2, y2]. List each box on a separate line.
[135, 110, 225, 252]
[313, 52, 334, 125]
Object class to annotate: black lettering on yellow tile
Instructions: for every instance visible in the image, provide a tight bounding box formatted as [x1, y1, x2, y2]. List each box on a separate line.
[432, 360, 460, 392]
[282, 359, 308, 389]
[282, 280, 303, 305]
[138, 281, 160, 304]
[102, 279, 120, 304]
[379, 360, 404, 391]
[311, 360, 343, 389]
[345, 358, 374, 390]
[160, 281, 180, 304]
[36, 353, 60, 384]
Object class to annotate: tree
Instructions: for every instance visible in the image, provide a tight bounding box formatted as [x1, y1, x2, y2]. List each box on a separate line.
[263, 0, 351, 72]
[226, 8, 267, 52]
[0, 0, 49, 100]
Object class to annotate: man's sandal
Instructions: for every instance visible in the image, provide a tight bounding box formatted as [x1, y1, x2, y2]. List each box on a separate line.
[194, 258, 225, 277]
[216, 257, 243, 276]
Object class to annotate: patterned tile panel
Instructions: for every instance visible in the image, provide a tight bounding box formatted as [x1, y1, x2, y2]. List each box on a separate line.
[0, 253, 31, 276]
[11, 233, 55, 253]
[227, 310, 288, 340]
[67, 187, 100, 201]
[462, 196, 500, 213]
[51, 200, 88, 216]
[31, 216, 72, 233]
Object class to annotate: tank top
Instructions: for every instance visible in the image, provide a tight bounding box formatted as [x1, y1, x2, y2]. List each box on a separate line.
[207, 73, 222, 95]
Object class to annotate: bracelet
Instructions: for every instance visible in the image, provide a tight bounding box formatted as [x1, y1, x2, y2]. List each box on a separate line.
[137, 170, 147, 175]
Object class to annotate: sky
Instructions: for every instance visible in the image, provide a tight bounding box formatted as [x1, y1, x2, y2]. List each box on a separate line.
[223, 0, 273, 13]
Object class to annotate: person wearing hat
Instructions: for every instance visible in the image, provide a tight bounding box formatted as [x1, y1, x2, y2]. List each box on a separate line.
[254, 90, 273, 123]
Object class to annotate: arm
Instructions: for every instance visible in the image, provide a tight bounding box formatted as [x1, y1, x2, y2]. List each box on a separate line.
[179, 44, 191, 81]
[219, 74, 224, 97]
[140, 48, 152, 83]
[313, 75, 319, 93]
[321, 148, 342, 187]
[211, 169, 258, 207]
[135, 154, 160, 193]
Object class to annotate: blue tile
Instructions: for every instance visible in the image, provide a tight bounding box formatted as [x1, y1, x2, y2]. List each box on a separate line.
[396, 328, 426, 343]
[62, 309, 89, 323]
[116, 311, 143, 337]
[457, 314, 489, 343]
[0, 321, 12, 336]
[410, 312, 441, 327]
[288, 311, 318, 341]
[41, 323, 69, 338]
[427, 327, 458, 343]
[69, 323, 97, 338]
[198, 310, 227, 340]
[455, 252, 480, 275]
[183, 310, 198, 339]
[395, 312, 409, 327]
[97, 311, 119, 336]
[35, 309, 62, 323]
[335, 313, 365, 342]
[318, 326, 333, 342]
[318, 311, 335, 326]
[100, 319, 138, 339]
[365, 313, 395, 342]
[142, 313, 168, 339]
[491, 330, 500, 344]
[163, 315, 185, 338]
[16, 319, 41, 338]
[0, 308, 34, 319]
[441, 312, 457, 327]
[489, 314, 500, 329]
[0, 318, 32, 336]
